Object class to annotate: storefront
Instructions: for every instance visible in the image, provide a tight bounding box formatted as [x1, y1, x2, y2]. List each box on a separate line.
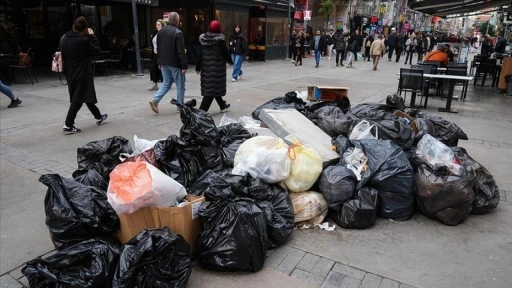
[0, 0, 290, 67]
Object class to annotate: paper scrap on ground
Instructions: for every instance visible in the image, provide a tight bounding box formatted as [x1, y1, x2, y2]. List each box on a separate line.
[316, 222, 336, 231]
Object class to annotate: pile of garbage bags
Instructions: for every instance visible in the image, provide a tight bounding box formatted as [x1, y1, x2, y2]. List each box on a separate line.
[23, 92, 501, 286]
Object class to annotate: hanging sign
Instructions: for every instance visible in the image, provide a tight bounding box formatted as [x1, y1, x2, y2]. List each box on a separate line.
[304, 10, 312, 21]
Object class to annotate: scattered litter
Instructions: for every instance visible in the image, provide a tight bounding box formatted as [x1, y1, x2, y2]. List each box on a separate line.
[316, 222, 336, 231]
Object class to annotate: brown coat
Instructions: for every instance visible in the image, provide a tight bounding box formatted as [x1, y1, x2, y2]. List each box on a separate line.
[370, 39, 386, 56]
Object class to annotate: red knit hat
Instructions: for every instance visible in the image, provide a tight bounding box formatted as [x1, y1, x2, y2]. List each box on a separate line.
[209, 20, 221, 33]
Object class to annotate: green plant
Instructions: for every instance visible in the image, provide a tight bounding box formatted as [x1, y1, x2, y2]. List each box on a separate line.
[478, 22, 496, 36]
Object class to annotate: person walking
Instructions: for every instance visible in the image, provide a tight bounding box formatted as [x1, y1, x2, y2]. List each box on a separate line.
[404, 32, 415, 65]
[363, 34, 373, 61]
[195, 20, 233, 113]
[326, 29, 334, 60]
[0, 80, 22, 108]
[313, 30, 326, 68]
[61, 16, 107, 135]
[370, 34, 386, 71]
[228, 24, 248, 82]
[416, 33, 428, 64]
[148, 19, 165, 91]
[395, 33, 404, 62]
[149, 11, 187, 114]
[386, 30, 398, 61]
[345, 34, 356, 68]
[333, 29, 346, 67]
[294, 31, 305, 66]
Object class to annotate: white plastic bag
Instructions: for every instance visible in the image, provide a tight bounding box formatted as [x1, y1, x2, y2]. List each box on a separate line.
[416, 134, 463, 175]
[107, 161, 187, 214]
[134, 135, 163, 154]
[283, 136, 323, 192]
[349, 120, 379, 140]
[232, 136, 290, 183]
[342, 147, 368, 181]
[289, 191, 328, 223]
[218, 114, 237, 127]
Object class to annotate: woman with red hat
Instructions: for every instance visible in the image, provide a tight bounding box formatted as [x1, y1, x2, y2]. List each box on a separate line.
[195, 20, 233, 112]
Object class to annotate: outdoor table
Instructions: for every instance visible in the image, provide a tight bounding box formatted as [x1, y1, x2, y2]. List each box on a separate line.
[422, 73, 473, 113]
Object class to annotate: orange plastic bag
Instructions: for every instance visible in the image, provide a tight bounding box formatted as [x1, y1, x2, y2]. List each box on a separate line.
[107, 161, 186, 214]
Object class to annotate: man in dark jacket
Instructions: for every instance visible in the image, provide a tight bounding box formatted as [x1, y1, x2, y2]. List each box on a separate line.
[229, 24, 248, 82]
[196, 20, 233, 112]
[61, 16, 107, 134]
[313, 30, 327, 68]
[386, 31, 398, 61]
[480, 35, 493, 56]
[149, 11, 187, 114]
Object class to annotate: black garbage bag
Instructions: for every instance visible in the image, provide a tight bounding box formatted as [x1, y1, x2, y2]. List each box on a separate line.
[22, 239, 121, 288]
[40, 174, 119, 250]
[329, 187, 379, 229]
[451, 147, 500, 214]
[196, 198, 268, 272]
[353, 140, 414, 220]
[72, 165, 109, 192]
[191, 170, 294, 249]
[318, 165, 357, 211]
[178, 102, 219, 145]
[414, 163, 474, 225]
[77, 136, 133, 177]
[218, 123, 252, 167]
[331, 135, 354, 155]
[417, 113, 468, 146]
[347, 103, 397, 120]
[230, 174, 294, 249]
[251, 93, 306, 120]
[386, 94, 406, 111]
[413, 118, 436, 146]
[154, 135, 207, 188]
[113, 228, 192, 288]
[348, 105, 415, 150]
[310, 106, 353, 137]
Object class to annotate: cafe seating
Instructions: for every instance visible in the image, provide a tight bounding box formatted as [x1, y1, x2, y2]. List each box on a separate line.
[470, 54, 489, 75]
[106, 49, 123, 75]
[397, 68, 424, 107]
[92, 52, 109, 76]
[140, 49, 152, 73]
[446, 66, 469, 101]
[474, 58, 497, 87]
[9, 51, 38, 85]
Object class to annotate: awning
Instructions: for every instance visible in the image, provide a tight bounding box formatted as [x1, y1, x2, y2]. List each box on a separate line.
[408, 0, 511, 17]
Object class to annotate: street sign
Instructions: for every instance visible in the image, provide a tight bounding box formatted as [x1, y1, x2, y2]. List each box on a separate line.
[304, 10, 312, 21]
[116, 0, 159, 7]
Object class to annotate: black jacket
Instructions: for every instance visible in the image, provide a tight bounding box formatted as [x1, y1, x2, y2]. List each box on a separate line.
[61, 31, 100, 103]
[229, 33, 248, 56]
[156, 24, 187, 69]
[196, 33, 233, 97]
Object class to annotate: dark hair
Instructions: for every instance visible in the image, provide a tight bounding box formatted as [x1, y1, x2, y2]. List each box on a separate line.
[73, 16, 88, 33]
[233, 24, 241, 34]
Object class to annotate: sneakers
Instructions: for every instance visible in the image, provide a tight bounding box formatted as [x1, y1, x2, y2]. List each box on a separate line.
[96, 114, 108, 125]
[315, 64, 319, 68]
[231, 78, 237, 82]
[7, 98, 22, 108]
[149, 100, 159, 113]
[238, 74, 242, 80]
[220, 103, 231, 113]
[148, 83, 158, 91]
[63, 125, 81, 135]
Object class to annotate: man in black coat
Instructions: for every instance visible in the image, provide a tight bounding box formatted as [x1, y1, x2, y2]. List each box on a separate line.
[149, 11, 188, 114]
[61, 16, 107, 134]
[386, 31, 398, 61]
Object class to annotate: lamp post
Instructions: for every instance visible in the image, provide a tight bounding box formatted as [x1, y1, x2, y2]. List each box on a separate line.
[287, 0, 292, 59]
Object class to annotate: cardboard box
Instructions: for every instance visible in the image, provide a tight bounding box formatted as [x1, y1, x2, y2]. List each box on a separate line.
[150, 195, 204, 255]
[116, 195, 205, 255]
[307, 86, 349, 102]
[116, 206, 156, 244]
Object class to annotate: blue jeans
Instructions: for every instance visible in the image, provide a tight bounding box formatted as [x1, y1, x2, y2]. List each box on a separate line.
[231, 54, 244, 79]
[152, 65, 185, 104]
[314, 49, 321, 65]
[0, 80, 15, 100]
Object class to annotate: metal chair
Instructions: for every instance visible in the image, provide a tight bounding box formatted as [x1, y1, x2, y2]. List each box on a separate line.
[106, 49, 123, 75]
[92, 53, 108, 76]
[9, 51, 38, 85]
[470, 54, 489, 75]
[397, 68, 424, 107]
[140, 49, 152, 73]
[446, 67, 469, 101]
[474, 58, 497, 87]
